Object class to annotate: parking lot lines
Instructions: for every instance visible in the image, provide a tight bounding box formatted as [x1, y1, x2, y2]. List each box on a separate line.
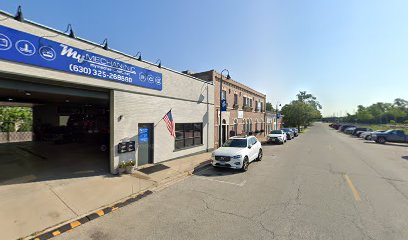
[194, 176, 247, 187]
[343, 174, 361, 201]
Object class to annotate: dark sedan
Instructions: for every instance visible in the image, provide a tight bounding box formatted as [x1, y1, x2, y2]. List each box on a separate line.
[282, 128, 295, 140]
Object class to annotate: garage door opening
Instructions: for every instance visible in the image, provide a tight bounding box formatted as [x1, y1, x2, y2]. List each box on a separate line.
[0, 78, 110, 185]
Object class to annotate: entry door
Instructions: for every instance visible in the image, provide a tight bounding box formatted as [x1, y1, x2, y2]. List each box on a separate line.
[138, 123, 154, 166]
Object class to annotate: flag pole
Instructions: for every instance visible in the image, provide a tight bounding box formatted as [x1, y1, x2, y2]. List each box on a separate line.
[154, 108, 172, 127]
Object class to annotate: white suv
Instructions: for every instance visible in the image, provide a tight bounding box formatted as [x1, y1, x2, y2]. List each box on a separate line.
[211, 136, 263, 171]
[267, 130, 287, 144]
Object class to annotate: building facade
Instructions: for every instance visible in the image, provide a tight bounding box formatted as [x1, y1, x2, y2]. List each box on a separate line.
[265, 111, 283, 133]
[191, 70, 266, 148]
[0, 12, 214, 174]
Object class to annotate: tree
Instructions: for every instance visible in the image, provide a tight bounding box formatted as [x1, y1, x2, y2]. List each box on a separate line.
[0, 107, 32, 132]
[266, 102, 274, 112]
[281, 91, 322, 131]
[297, 91, 322, 109]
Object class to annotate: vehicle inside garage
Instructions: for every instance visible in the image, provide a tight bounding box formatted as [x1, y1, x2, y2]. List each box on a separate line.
[0, 77, 110, 185]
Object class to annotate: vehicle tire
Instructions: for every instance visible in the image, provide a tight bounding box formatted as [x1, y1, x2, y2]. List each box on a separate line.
[241, 157, 249, 172]
[377, 137, 386, 144]
[257, 149, 263, 161]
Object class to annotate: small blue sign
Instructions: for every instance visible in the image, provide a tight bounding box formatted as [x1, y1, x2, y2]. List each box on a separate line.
[0, 25, 162, 91]
[139, 128, 149, 143]
[277, 113, 281, 119]
[221, 99, 227, 112]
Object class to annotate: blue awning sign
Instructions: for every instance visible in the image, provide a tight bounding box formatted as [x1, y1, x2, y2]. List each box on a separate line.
[0, 25, 163, 91]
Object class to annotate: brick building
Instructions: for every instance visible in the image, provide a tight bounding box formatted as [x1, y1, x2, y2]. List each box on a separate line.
[191, 70, 266, 148]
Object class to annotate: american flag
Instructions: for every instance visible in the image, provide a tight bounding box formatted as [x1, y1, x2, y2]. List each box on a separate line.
[163, 110, 175, 137]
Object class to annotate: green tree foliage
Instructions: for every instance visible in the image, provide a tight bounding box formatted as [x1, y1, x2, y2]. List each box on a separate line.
[0, 107, 33, 132]
[336, 98, 408, 124]
[266, 102, 274, 112]
[281, 91, 322, 131]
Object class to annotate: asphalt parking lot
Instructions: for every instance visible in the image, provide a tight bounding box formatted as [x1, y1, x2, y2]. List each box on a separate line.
[57, 122, 408, 240]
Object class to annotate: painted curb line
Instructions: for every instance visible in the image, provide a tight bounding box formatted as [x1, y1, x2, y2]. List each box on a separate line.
[29, 190, 153, 240]
[26, 159, 212, 240]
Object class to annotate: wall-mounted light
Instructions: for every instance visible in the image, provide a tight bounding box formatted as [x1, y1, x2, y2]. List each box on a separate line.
[65, 99, 70, 103]
[102, 38, 108, 50]
[8, 98, 13, 101]
[135, 51, 142, 61]
[155, 59, 161, 68]
[24, 91, 31, 96]
[14, 6, 24, 22]
[66, 24, 75, 38]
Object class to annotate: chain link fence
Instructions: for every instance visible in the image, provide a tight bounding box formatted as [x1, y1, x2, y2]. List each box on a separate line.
[0, 120, 33, 143]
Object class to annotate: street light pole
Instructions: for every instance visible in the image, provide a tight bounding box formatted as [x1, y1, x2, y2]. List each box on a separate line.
[275, 102, 281, 130]
[219, 69, 230, 148]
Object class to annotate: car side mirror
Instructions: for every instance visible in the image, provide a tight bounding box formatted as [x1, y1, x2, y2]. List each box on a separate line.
[248, 144, 252, 149]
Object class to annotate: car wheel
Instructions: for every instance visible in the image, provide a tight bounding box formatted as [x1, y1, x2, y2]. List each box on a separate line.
[257, 149, 263, 161]
[378, 137, 386, 144]
[241, 157, 249, 172]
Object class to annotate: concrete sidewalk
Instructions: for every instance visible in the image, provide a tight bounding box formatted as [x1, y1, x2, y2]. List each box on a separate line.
[0, 152, 211, 240]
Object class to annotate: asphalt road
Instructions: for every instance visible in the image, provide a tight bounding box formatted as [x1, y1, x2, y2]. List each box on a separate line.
[57, 123, 408, 240]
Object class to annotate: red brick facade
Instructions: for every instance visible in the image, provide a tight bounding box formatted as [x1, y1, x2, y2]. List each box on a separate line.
[192, 70, 266, 148]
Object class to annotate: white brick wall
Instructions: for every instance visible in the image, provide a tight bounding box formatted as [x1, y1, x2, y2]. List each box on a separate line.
[111, 89, 214, 173]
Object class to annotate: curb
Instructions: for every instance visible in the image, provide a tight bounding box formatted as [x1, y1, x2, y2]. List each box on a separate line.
[29, 190, 153, 240]
[26, 159, 212, 240]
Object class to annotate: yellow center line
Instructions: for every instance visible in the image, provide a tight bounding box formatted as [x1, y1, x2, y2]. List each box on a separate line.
[343, 174, 361, 201]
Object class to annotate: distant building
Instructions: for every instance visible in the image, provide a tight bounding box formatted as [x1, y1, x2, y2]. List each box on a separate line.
[191, 70, 266, 148]
[265, 112, 283, 133]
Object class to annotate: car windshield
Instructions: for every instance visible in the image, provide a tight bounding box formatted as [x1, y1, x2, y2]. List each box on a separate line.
[222, 139, 247, 148]
[270, 130, 282, 134]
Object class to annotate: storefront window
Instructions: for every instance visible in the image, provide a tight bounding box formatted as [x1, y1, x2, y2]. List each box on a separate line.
[175, 123, 203, 150]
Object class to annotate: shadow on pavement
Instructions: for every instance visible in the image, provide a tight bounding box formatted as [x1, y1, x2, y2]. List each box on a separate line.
[192, 165, 241, 177]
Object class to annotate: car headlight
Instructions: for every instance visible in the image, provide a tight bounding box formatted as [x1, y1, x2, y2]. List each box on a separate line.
[232, 155, 242, 159]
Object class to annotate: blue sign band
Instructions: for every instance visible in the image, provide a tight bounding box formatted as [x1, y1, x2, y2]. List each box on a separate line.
[0, 25, 162, 91]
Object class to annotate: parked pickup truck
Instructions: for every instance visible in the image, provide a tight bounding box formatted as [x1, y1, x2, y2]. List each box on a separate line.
[371, 130, 408, 144]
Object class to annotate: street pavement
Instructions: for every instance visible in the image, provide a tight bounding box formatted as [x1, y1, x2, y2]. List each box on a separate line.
[56, 123, 408, 240]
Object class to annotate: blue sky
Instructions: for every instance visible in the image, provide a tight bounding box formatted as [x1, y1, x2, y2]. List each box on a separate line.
[1, 0, 407, 116]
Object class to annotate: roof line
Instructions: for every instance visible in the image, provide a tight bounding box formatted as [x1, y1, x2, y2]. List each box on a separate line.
[0, 9, 212, 85]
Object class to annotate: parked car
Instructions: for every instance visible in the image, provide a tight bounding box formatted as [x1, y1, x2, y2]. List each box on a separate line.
[361, 130, 385, 140]
[332, 124, 341, 130]
[282, 128, 295, 140]
[267, 130, 287, 144]
[344, 127, 357, 134]
[339, 125, 355, 132]
[291, 128, 299, 137]
[371, 130, 408, 144]
[353, 128, 373, 137]
[211, 136, 262, 171]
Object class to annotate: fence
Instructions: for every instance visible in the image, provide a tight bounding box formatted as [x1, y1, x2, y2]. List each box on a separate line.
[0, 120, 33, 143]
[0, 131, 33, 143]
